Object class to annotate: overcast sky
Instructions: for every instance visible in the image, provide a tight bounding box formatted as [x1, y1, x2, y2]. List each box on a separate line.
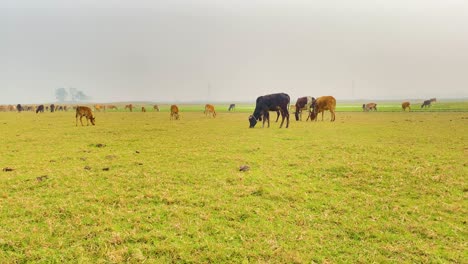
[1, 0, 467, 104]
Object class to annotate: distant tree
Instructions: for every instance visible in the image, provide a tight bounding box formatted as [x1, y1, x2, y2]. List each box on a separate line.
[68, 87, 90, 102]
[69, 88, 78, 101]
[75, 91, 90, 101]
[55, 88, 68, 102]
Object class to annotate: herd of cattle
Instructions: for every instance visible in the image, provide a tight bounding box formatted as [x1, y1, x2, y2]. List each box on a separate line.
[0, 96, 437, 128]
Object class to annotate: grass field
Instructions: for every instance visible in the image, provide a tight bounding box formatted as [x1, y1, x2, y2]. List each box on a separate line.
[0, 101, 467, 262]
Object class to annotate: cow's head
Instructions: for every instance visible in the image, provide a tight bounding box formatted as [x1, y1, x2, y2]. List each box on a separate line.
[248, 115, 257, 128]
[309, 111, 317, 121]
[90, 116, 96, 125]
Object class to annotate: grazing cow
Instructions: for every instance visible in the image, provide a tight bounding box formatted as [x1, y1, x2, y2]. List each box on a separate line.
[36, 105, 44, 113]
[308, 96, 336, 122]
[125, 104, 133, 112]
[50, 104, 55, 113]
[7, 105, 15, 111]
[75, 106, 96, 126]
[204, 104, 216, 118]
[259, 109, 281, 123]
[402, 102, 411, 112]
[107, 105, 118, 110]
[153, 105, 160, 112]
[421, 100, 432, 108]
[0, 105, 6, 111]
[228, 104, 236, 111]
[170, 105, 179, 120]
[142, 107, 146, 112]
[16, 104, 23, 112]
[46, 106, 49, 111]
[94, 104, 106, 112]
[248, 93, 290, 128]
[362, 103, 377, 112]
[294, 96, 314, 121]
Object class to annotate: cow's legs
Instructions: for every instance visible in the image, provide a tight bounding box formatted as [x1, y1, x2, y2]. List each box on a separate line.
[275, 111, 280, 122]
[80, 116, 84, 126]
[76, 115, 78, 126]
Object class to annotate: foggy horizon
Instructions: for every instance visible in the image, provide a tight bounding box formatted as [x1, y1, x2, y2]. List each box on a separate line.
[2, 0, 468, 104]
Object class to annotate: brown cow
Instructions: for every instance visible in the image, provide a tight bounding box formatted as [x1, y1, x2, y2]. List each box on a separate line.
[94, 104, 106, 112]
[308, 96, 336, 122]
[402, 102, 411, 112]
[76, 106, 96, 126]
[170, 105, 179, 120]
[107, 105, 118, 110]
[153, 105, 160, 112]
[142, 107, 146, 112]
[125, 104, 133, 112]
[362, 103, 377, 112]
[204, 104, 216, 118]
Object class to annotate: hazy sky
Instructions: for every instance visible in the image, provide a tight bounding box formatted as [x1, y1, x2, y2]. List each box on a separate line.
[2, 0, 468, 104]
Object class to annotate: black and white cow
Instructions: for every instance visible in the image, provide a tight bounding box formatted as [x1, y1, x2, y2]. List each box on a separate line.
[294, 96, 314, 121]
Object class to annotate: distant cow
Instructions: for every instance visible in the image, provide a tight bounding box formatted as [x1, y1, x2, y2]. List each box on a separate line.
[228, 104, 236, 111]
[362, 103, 377, 112]
[248, 93, 290, 128]
[153, 105, 160, 112]
[107, 105, 118, 110]
[204, 104, 216, 118]
[36, 105, 44, 114]
[308, 96, 336, 122]
[125, 104, 133, 112]
[142, 107, 146, 112]
[94, 104, 106, 112]
[402, 102, 411, 112]
[50, 104, 55, 113]
[170, 105, 180, 120]
[294, 96, 314, 121]
[16, 104, 23, 112]
[76, 106, 96, 126]
[421, 100, 432, 108]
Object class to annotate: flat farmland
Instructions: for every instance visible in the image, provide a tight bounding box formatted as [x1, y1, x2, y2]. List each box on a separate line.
[0, 104, 467, 262]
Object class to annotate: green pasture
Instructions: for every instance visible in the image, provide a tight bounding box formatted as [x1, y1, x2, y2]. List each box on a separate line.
[0, 105, 467, 262]
[95, 100, 468, 113]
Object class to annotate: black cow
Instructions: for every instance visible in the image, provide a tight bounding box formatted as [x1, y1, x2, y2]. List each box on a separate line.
[421, 100, 432, 108]
[228, 104, 236, 111]
[248, 93, 290, 128]
[36, 105, 44, 113]
[16, 104, 23, 112]
[50, 104, 55, 112]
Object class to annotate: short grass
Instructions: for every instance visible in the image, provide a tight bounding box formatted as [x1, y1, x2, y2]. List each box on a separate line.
[95, 101, 467, 113]
[0, 102, 467, 263]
